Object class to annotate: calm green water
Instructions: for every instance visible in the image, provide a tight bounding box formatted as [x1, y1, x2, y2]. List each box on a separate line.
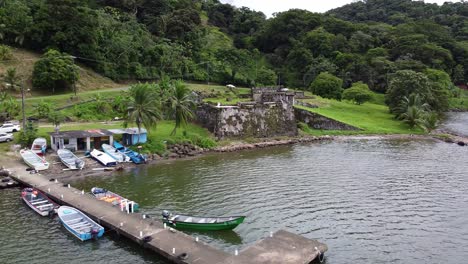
[1, 114, 468, 264]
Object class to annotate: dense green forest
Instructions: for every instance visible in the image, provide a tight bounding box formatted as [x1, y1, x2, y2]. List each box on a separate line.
[0, 0, 467, 92]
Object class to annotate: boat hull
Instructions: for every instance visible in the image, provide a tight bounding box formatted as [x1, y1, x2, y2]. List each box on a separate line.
[102, 144, 130, 163]
[163, 216, 245, 231]
[91, 187, 139, 212]
[21, 188, 59, 217]
[20, 149, 50, 170]
[57, 149, 85, 170]
[58, 206, 105, 241]
[90, 149, 117, 167]
[113, 141, 145, 164]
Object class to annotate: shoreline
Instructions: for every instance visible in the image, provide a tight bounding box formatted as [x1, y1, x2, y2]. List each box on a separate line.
[1, 132, 466, 184]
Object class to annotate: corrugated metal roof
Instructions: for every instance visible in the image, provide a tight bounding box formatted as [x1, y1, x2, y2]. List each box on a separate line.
[49, 129, 114, 138]
[108, 128, 147, 135]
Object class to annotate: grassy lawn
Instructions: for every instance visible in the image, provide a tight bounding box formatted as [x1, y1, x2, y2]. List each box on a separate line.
[296, 96, 424, 135]
[449, 89, 468, 110]
[0, 141, 12, 153]
[187, 83, 250, 95]
[203, 97, 251, 105]
[19, 83, 252, 116]
[36, 122, 125, 139]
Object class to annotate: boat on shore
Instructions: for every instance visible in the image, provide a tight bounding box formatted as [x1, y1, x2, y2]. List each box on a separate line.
[20, 149, 50, 171]
[113, 141, 146, 164]
[57, 149, 85, 170]
[57, 206, 104, 241]
[21, 188, 59, 216]
[89, 149, 117, 167]
[102, 144, 130, 163]
[162, 210, 245, 231]
[91, 187, 139, 212]
[31, 138, 47, 156]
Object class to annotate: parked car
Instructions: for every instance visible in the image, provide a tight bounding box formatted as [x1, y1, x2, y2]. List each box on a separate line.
[0, 123, 21, 133]
[0, 133, 13, 143]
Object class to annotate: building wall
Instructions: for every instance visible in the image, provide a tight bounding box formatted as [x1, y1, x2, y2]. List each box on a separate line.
[197, 102, 297, 139]
[295, 108, 360, 131]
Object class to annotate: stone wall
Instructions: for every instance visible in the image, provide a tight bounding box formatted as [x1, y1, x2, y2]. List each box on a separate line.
[294, 108, 361, 131]
[197, 102, 298, 139]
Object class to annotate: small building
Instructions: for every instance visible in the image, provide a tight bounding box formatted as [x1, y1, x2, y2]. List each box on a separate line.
[108, 128, 147, 145]
[49, 129, 114, 152]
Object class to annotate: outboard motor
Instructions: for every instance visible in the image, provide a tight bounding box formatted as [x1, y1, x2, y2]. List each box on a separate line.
[162, 210, 171, 219]
[91, 228, 100, 240]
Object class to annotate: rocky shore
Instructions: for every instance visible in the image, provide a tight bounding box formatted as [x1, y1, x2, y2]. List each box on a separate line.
[1, 132, 466, 184]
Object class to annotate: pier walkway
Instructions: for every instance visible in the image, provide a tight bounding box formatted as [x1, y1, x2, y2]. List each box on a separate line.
[9, 168, 327, 264]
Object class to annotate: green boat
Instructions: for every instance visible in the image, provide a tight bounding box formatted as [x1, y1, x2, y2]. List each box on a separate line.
[162, 210, 245, 231]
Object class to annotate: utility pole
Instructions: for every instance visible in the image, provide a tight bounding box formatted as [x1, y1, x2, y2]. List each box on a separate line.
[206, 62, 210, 85]
[21, 85, 26, 130]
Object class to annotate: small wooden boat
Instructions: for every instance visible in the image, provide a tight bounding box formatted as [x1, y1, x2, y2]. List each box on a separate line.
[90, 149, 117, 167]
[20, 149, 50, 171]
[91, 187, 139, 212]
[162, 210, 245, 231]
[57, 149, 85, 170]
[102, 144, 130, 163]
[21, 188, 59, 216]
[58, 206, 105, 241]
[113, 141, 146, 164]
[31, 137, 47, 156]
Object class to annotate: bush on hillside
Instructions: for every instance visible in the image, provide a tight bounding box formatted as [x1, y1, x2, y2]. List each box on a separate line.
[309, 72, 343, 100]
[32, 49, 79, 93]
[342, 82, 373, 105]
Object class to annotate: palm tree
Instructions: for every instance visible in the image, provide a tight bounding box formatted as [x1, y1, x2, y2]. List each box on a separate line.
[125, 83, 161, 143]
[169, 80, 195, 136]
[421, 111, 439, 133]
[400, 105, 426, 129]
[396, 93, 430, 119]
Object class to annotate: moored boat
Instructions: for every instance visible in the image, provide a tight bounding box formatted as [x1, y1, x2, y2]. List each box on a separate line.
[57, 149, 85, 170]
[162, 210, 245, 231]
[102, 144, 130, 163]
[31, 137, 47, 156]
[21, 188, 59, 216]
[20, 149, 50, 171]
[57, 206, 105, 241]
[91, 187, 139, 212]
[113, 141, 146, 164]
[89, 149, 117, 167]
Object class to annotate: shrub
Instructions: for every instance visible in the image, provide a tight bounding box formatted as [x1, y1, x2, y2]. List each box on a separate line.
[0, 45, 13, 60]
[16, 121, 38, 147]
[189, 135, 217, 149]
[342, 82, 373, 105]
[32, 49, 78, 93]
[309, 72, 343, 100]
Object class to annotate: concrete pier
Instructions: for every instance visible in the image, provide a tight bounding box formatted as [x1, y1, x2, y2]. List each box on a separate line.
[9, 168, 327, 264]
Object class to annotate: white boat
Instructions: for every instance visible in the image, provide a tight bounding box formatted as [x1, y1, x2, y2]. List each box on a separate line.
[57, 149, 85, 170]
[31, 138, 47, 156]
[20, 149, 50, 171]
[90, 149, 117, 167]
[102, 144, 130, 163]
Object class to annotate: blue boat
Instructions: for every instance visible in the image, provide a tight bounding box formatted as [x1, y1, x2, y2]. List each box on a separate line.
[113, 141, 146, 164]
[58, 206, 105, 241]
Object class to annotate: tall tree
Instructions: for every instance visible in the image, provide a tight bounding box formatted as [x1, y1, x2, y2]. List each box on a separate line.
[385, 70, 431, 114]
[169, 81, 195, 136]
[125, 83, 161, 144]
[310, 72, 343, 100]
[32, 49, 79, 93]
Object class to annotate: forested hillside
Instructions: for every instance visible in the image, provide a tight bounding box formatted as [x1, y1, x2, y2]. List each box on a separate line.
[0, 0, 467, 93]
